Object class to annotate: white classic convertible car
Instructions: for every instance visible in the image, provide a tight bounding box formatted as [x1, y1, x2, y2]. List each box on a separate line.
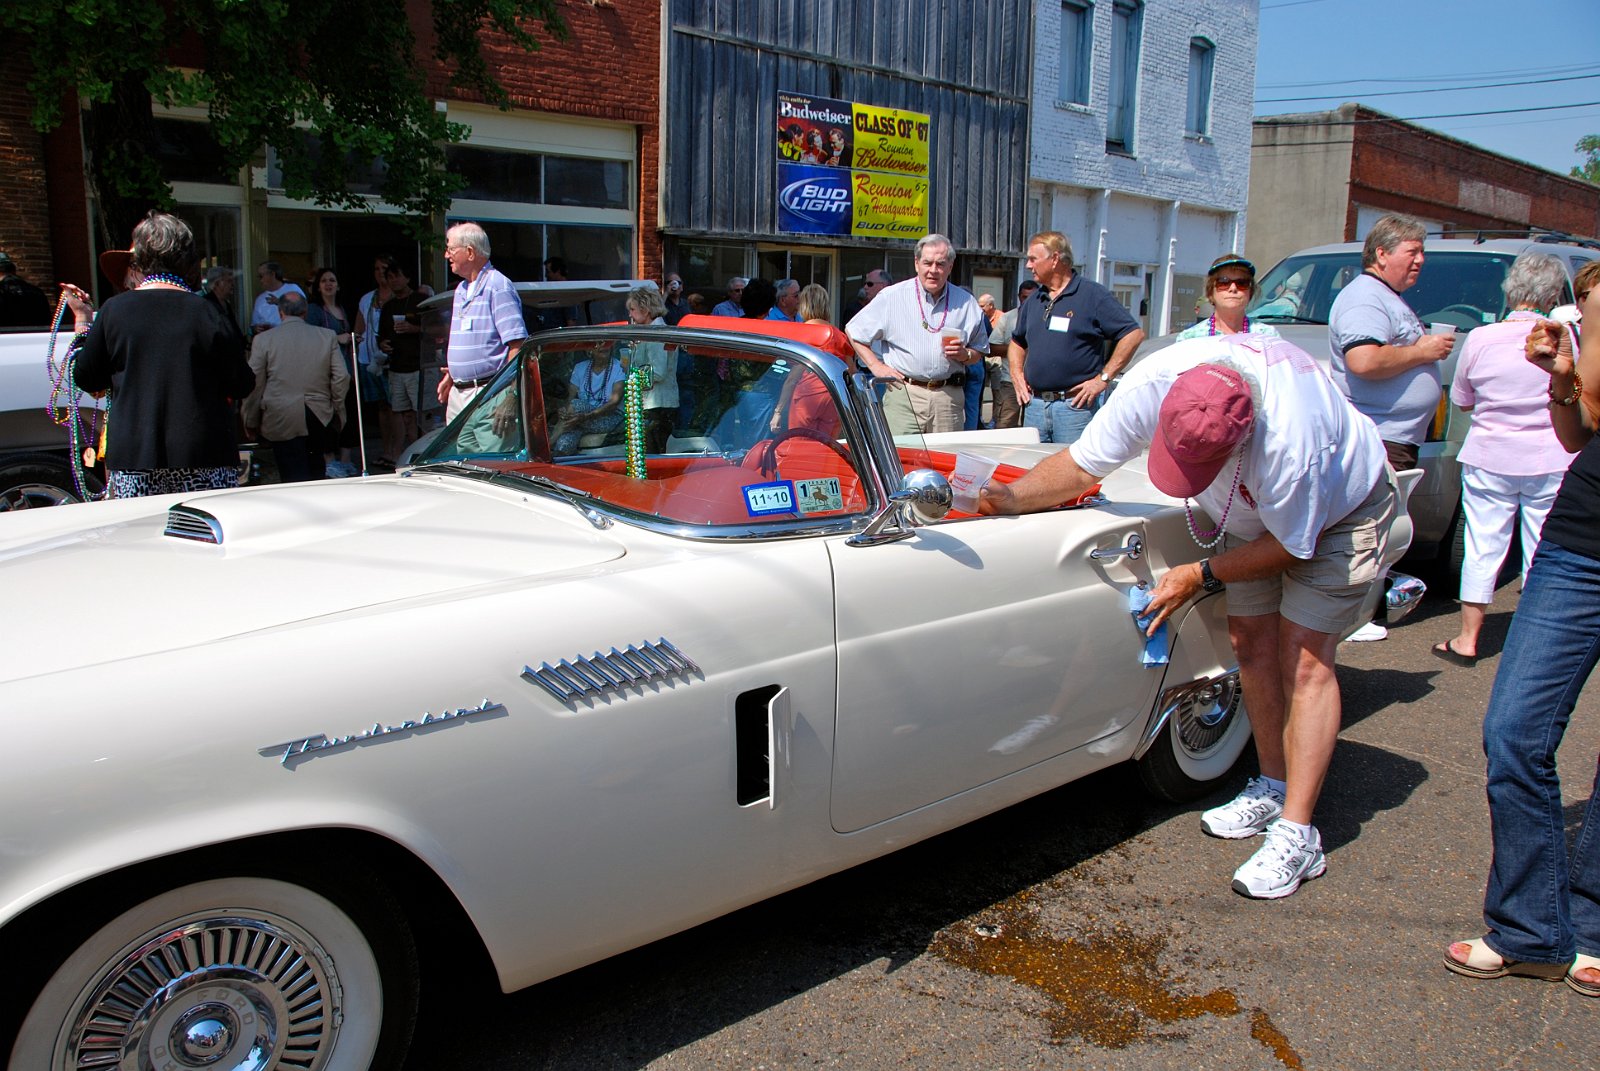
[0, 316, 1420, 1070]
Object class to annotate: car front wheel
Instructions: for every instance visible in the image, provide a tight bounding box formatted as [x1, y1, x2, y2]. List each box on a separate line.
[0, 452, 99, 510]
[8, 874, 417, 1071]
[1136, 673, 1252, 802]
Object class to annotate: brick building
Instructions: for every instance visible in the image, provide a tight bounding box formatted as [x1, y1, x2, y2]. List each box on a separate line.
[0, 1, 663, 309]
[1248, 103, 1600, 272]
[1026, 0, 1259, 335]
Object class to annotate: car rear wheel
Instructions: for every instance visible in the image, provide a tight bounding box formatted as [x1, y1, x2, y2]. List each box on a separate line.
[7, 873, 417, 1071]
[0, 452, 98, 510]
[1136, 674, 1252, 802]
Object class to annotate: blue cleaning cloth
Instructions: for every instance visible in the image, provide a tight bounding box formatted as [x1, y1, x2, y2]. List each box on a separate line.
[1127, 583, 1170, 666]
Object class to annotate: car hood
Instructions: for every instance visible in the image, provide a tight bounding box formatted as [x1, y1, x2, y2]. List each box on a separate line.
[0, 475, 627, 683]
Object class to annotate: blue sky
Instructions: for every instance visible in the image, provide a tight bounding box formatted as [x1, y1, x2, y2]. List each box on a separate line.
[1254, 0, 1599, 176]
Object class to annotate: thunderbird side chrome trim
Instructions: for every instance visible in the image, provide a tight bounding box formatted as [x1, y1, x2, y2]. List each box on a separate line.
[523, 639, 700, 702]
[164, 505, 223, 544]
[259, 699, 507, 766]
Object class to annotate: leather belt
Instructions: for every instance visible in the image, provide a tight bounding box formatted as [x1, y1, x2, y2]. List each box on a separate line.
[903, 374, 964, 389]
[1034, 389, 1075, 402]
[451, 375, 494, 390]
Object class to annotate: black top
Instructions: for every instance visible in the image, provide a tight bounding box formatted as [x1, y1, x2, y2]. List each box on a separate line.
[1541, 434, 1600, 561]
[1011, 274, 1140, 391]
[0, 274, 52, 328]
[74, 289, 254, 471]
[378, 290, 427, 374]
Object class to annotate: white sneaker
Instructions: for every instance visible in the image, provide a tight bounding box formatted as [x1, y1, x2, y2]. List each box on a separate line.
[1201, 776, 1285, 839]
[1231, 820, 1327, 899]
[1344, 621, 1388, 642]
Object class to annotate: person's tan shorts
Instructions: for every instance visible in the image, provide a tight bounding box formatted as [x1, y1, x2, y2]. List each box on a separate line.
[1221, 470, 1396, 635]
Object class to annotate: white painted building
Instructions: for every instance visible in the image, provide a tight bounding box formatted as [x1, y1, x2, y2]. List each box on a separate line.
[1025, 0, 1259, 335]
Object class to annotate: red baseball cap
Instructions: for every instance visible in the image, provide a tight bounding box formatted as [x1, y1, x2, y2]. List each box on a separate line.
[1147, 363, 1254, 498]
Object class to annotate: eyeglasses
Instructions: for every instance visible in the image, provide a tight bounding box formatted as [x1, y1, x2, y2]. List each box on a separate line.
[1213, 277, 1253, 292]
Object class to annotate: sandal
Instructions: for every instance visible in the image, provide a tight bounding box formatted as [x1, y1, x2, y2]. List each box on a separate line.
[1432, 640, 1479, 667]
[1443, 938, 1568, 981]
[1568, 953, 1600, 997]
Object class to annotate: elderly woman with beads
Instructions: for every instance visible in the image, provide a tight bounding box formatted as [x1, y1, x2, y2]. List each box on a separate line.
[1433, 254, 1585, 665]
[63, 210, 254, 498]
[624, 286, 679, 453]
[551, 344, 627, 456]
[1176, 254, 1281, 341]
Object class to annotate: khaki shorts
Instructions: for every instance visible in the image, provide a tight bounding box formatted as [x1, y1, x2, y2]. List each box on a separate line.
[387, 370, 420, 413]
[1222, 471, 1396, 635]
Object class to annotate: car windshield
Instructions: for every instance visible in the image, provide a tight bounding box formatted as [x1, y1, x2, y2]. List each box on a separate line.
[1250, 251, 1548, 332]
[414, 329, 879, 530]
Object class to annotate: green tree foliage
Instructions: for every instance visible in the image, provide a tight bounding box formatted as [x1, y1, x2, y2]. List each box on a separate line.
[1573, 135, 1600, 185]
[2, 0, 566, 246]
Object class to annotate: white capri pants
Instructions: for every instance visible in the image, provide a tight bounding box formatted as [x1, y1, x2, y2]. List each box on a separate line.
[1459, 464, 1566, 604]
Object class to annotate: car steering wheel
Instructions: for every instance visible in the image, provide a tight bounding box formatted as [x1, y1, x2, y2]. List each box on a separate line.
[751, 426, 854, 478]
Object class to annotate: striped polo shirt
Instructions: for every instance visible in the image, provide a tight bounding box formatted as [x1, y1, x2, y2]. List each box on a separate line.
[448, 262, 527, 382]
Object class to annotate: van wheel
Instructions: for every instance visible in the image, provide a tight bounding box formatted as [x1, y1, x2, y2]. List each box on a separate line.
[0, 453, 97, 511]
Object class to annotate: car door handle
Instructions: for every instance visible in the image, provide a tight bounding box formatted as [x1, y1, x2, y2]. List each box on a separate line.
[1090, 534, 1143, 561]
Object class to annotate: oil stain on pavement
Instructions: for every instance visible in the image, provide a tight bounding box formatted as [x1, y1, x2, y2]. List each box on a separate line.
[929, 890, 1304, 1068]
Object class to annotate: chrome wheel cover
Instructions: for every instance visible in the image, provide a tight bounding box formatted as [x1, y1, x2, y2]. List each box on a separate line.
[58, 911, 342, 1071]
[1171, 675, 1242, 758]
[0, 482, 78, 511]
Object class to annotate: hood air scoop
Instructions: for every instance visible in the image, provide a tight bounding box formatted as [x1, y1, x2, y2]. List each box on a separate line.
[165, 505, 223, 544]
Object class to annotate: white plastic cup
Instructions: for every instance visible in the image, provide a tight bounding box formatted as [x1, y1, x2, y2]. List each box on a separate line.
[950, 451, 1000, 513]
[1427, 322, 1457, 336]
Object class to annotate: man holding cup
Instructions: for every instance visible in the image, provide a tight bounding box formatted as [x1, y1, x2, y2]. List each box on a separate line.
[1328, 213, 1455, 474]
[846, 234, 991, 434]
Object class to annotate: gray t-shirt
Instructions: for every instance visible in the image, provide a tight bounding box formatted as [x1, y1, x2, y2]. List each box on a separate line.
[988, 308, 1018, 382]
[1328, 272, 1439, 446]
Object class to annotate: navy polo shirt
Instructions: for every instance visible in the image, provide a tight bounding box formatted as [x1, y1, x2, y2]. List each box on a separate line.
[1011, 274, 1140, 390]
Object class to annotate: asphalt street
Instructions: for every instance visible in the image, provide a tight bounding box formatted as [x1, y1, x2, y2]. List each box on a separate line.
[405, 573, 1598, 1071]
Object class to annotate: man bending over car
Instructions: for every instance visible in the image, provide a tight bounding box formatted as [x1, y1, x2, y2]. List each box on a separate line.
[981, 334, 1396, 900]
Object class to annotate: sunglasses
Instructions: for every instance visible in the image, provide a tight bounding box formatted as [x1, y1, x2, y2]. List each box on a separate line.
[1213, 277, 1253, 292]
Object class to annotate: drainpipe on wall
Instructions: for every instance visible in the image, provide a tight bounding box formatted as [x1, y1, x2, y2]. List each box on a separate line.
[1093, 189, 1111, 285]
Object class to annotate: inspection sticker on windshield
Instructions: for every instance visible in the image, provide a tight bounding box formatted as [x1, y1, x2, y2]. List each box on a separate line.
[743, 480, 797, 516]
[794, 477, 844, 514]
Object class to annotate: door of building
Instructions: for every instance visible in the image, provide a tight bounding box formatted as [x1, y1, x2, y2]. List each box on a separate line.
[755, 247, 836, 316]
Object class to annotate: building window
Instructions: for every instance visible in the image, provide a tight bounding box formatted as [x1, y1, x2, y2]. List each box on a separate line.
[1058, 1, 1092, 106]
[1106, 0, 1142, 152]
[1187, 37, 1214, 137]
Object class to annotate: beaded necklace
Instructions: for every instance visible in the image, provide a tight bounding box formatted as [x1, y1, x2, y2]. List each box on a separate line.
[582, 360, 615, 406]
[916, 284, 950, 333]
[1207, 313, 1250, 336]
[1183, 450, 1245, 549]
[138, 273, 193, 292]
[43, 293, 109, 498]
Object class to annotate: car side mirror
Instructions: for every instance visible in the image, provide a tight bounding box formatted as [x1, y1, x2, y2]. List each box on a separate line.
[893, 468, 951, 522]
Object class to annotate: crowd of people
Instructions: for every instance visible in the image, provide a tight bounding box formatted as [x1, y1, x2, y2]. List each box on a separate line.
[34, 206, 1600, 985]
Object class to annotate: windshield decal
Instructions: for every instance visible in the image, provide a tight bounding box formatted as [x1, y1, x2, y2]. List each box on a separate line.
[743, 480, 798, 516]
[794, 477, 845, 514]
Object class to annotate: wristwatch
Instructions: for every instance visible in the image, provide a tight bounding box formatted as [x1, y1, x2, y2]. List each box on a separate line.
[1199, 558, 1224, 593]
[1098, 371, 1112, 383]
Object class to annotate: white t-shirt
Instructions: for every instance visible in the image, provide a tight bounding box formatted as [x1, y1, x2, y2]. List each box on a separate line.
[845, 279, 990, 380]
[1069, 334, 1386, 559]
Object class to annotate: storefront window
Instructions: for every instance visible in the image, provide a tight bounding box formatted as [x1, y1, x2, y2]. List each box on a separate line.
[154, 118, 236, 185]
[446, 145, 543, 203]
[545, 156, 629, 209]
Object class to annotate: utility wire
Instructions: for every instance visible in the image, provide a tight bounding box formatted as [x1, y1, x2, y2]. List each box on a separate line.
[1258, 101, 1600, 124]
[1258, 72, 1600, 105]
[1261, 63, 1600, 89]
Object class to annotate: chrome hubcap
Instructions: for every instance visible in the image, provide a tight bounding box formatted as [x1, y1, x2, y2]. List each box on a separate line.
[1171, 674, 1241, 756]
[62, 914, 340, 1070]
[0, 482, 77, 511]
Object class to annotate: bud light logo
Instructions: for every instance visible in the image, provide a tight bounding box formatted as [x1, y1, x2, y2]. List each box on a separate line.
[778, 164, 851, 236]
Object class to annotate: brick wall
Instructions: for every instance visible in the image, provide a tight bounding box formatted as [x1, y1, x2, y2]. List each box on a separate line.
[423, 0, 663, 283]
[1349, 107, 1600, 240]
[1030, 0, 1256, 213]
[0, 55, 57, 289]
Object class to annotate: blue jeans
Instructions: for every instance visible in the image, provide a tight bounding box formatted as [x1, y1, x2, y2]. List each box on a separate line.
[962, 361, 986, 430]
[1023, 389, 1106, 444]
[1481, 539, 1600, 965]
